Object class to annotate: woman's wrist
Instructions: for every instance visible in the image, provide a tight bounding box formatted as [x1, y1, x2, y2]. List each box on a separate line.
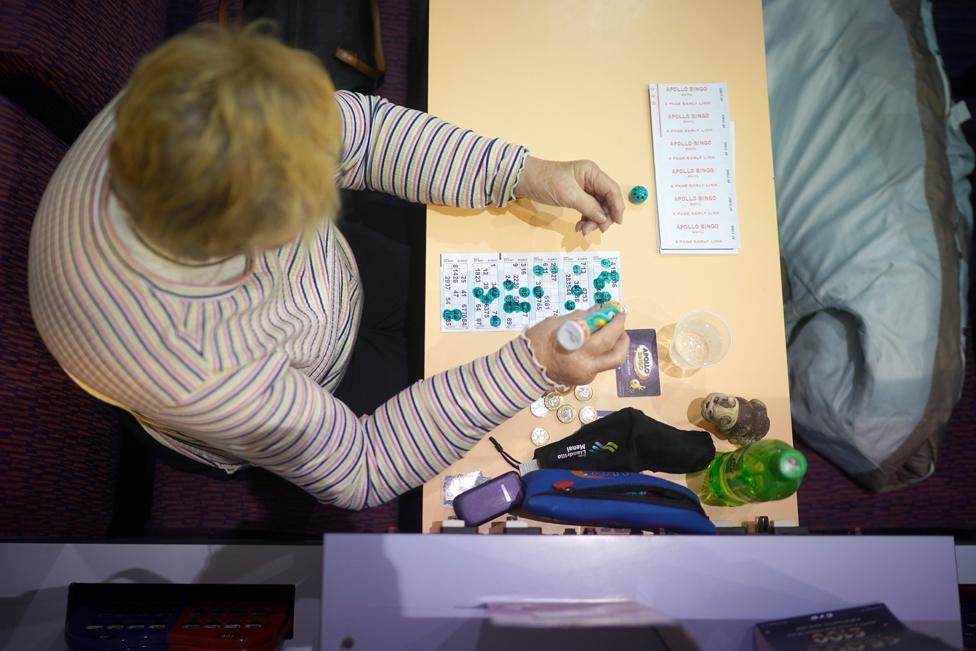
[513, 155, 544, 201]
[519, 328, 566, 393]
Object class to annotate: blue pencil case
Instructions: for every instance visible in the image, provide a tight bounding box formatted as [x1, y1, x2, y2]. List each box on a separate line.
[520, 469, 716, 534]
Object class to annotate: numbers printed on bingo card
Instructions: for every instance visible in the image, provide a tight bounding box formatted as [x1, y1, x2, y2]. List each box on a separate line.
[440, 251, 622, 332]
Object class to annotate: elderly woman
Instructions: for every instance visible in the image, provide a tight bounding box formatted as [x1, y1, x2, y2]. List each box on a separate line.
[28, 25, 628, 510]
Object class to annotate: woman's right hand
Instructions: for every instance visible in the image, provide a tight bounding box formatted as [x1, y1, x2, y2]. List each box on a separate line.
[524, 305, 629, 387]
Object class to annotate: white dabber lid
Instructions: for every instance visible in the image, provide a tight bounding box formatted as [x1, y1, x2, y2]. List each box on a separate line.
[556, 320, 588, 351]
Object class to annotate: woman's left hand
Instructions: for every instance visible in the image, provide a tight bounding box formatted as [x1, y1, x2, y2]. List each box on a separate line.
[515, 156, 625, 235]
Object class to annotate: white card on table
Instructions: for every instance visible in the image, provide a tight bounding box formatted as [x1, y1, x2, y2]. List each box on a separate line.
[501, 253, 533, 330]
[649, 82, 739, 254]
[468, 254, 502, 331]
[528, 253, 561, 325]
[439, 251, 622, 332]
[440, 255, 471, 331]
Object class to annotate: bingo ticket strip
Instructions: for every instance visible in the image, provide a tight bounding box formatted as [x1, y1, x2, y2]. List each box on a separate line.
[440, 252, 621, 332]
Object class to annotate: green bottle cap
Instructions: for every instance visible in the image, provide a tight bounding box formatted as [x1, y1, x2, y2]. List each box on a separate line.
[775, 449, 808, 480]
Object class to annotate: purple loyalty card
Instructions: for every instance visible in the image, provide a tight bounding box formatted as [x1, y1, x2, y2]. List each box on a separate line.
[615, 329, 661, 397]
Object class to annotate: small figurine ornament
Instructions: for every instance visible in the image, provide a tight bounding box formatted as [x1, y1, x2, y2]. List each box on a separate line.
[701, 393, 770, 445]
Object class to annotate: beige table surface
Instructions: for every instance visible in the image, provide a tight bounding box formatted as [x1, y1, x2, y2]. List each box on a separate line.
[422, 0, 796, 532]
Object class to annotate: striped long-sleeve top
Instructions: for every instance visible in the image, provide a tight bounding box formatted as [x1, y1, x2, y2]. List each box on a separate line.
[28, 91, 554, 510]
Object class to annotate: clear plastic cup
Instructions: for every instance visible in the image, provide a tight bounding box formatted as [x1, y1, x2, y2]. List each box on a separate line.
[669, 311, 732, 369]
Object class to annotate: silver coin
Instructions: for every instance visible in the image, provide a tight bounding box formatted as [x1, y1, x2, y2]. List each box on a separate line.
[530, 427, 551, 446]
[529, 398, 549, 418]
[579, 405, 598, 424]
[574, 385, 593, 401]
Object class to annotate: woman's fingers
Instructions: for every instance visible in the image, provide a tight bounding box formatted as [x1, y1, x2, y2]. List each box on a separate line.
[587, 309, 627, 353]
[593, 329, 630, 370]
[584, 165, 625, 225]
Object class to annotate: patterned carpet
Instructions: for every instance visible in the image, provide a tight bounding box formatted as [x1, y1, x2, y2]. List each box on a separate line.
[797, 335, 976, 530]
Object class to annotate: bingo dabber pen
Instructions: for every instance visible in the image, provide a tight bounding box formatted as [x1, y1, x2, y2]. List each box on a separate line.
[556, 301, 626, 351]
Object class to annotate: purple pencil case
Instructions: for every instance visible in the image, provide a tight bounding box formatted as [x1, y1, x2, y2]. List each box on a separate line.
[452, 471, 524, 527]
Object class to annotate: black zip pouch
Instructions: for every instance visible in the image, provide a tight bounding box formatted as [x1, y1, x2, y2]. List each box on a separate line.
[530, 407, 715, 474]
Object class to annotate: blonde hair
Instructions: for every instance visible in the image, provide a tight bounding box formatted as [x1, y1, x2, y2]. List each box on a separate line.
[110, 23, 341, 262]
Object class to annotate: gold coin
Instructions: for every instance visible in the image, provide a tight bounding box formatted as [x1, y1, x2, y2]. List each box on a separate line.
[556, 404, 576, 424]
[574, 385, 593, 401]
[543, 392, 562, 411]
[530, 427, 550, 446]
[579, 405, 598, 424]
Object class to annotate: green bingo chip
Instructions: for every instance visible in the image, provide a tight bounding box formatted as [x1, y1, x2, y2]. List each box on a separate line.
[519, 287, 530, 298]
[594, 278, 605, 290]
[503, 279, 516, 291]
[520, 302, 531, 313]
[452, 308, 464, 320]
[442, 309, 453, 321]
[488, 286, 501, 298]
[572, 264, 583, 275]
[532, 286, 544, 299]
[610, 271, 619, 282]
[601, 258, 612, 268]
[564, 300, 576, 311]
[570, 284, 583, 297]
[472, 287, 484, 299]
[532, 264, 544, 276]
[490, 315, 501, 327]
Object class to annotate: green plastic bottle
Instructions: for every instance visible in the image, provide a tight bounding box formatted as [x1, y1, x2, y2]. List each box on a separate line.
[700, 439, 808, 506]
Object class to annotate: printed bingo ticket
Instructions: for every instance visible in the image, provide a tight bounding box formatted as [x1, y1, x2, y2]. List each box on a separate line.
[440, 251, 622, 332]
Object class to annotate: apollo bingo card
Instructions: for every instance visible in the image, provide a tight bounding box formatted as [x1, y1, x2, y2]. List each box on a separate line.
[649, 82, 739, 254]
[440, 252, 621, 332]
